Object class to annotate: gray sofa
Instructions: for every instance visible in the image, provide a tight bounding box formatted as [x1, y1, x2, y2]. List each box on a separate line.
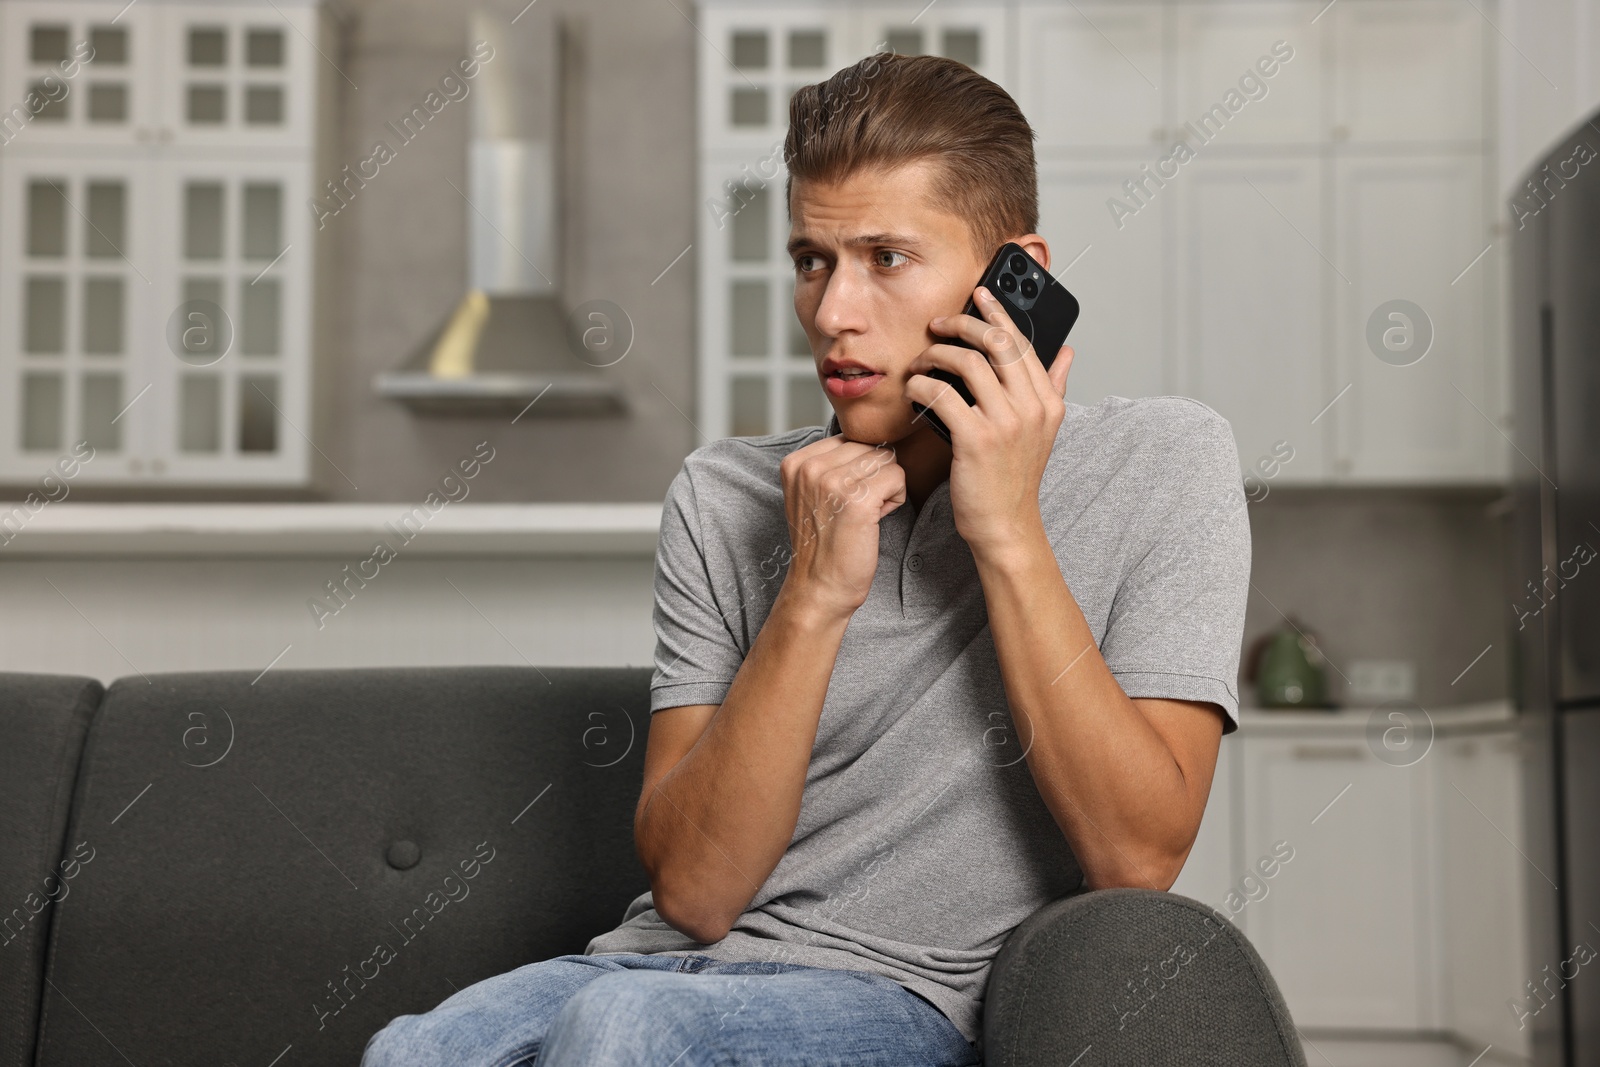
[2, 666, 1307, 1066]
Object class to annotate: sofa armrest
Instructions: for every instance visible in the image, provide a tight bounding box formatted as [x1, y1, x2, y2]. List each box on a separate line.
[982, 889, 1307, 1067]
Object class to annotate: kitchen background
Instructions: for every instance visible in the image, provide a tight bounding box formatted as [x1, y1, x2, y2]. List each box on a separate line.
[1, 0, 1597, 1064]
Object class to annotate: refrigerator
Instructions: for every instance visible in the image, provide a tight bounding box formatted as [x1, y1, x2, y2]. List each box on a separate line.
[1511, 109, 1600, 1067]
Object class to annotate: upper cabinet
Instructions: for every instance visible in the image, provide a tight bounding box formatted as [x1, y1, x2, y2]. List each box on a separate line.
[1015, 0, 1502, 485]
[0, 2, 317, 151]
[1019, 3, 1164, 153]
[1332, 0, 1484, 146]
[0, 0, 330, 487]
[1172, 3, 1324, 147]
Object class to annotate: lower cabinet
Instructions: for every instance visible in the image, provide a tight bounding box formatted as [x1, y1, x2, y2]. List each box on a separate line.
[1171, 704, 1530, 1055]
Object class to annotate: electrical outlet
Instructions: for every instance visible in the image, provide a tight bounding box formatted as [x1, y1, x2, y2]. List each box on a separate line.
[1348, 660, 1417, 703]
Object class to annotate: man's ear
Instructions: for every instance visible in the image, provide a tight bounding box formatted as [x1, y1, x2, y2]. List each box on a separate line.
[1012, 233, 1051, 272]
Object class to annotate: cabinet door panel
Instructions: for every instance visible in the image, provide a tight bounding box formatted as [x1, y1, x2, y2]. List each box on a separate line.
[1173, 3, 1324, 147]
[1038, 163, 1167, 406]
[0, 157, 157, 481]
[1333, 0, 1483, 144]
[0, 1, 157, 149]
[1241, 735, 1425, 1029]
[1170, 735, 1237, 907]
[1019, 3, 1164, 153]
[145, 159, 310, 484]
[1437, 733, 1533, 1056]
[1175, 157, 1329, 481]
[1333, 156, 1495, 481]
[696, 7, 852, 192]
[155, 4, 316, 148]
[850, 5, 1010, 88]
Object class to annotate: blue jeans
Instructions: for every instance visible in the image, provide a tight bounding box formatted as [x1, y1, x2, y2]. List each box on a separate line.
[360, 951, 981, 1066]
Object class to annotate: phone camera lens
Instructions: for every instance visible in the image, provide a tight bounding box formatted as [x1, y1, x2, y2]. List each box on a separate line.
[997, 272, 1018, 294]
[1019, 277, 1038, 299]
[1008, 254, 1027, 275]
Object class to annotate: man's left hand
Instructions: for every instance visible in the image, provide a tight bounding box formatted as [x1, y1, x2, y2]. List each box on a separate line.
[906, 285, 1074, 559]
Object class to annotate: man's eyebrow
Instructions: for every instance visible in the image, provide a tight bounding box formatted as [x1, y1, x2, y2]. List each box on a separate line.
[785, 232, 924, 257]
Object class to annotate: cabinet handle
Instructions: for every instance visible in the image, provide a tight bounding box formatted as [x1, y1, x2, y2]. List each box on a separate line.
[1291, 744, 1365, 760]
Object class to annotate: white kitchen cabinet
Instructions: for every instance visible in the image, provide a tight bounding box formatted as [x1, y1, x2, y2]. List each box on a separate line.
[0, 2, 314, 151]
[1240, 731, 1434, 1030]
[1172, 2, 1325, 148]
[0, 157, 160, 464]
[1332, 0, 1484, 146]
[1170, 733, 1237, 907]
[1018, 3, 1165, 155]
[848, 4, 1010, 88]
[1172, 705, 1528, 1046]
[1436, 731, 1534, 1058]
[0, 0, 327, 486]
[700, 0, 1505, 483]
[1332, 154, 1499, 483]
[1172, 156, 1330, 481]
[0, 1, 156, 150]
[1036, 161, 1169, 408]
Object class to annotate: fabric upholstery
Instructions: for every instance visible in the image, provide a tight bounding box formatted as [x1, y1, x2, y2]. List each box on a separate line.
[0, 674, 100, 1067]
[982, 887, 1307, 1067]
[31, 666, 651, 1067]
[0, 666, 1304, 1066]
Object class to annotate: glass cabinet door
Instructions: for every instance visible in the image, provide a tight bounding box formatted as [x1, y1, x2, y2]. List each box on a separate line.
[145, 158, 310, 484]
[0, 157, 156, 480]
[0, 1, 158, 149]
[155, 4, 315, 148]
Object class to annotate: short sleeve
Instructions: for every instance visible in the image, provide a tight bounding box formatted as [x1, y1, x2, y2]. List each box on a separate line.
[1098, 409, 1253, 732]
[648, 464, 746, 713]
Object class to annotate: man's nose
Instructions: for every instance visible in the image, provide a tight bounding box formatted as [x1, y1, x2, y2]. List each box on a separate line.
[815, 268, 869, 337]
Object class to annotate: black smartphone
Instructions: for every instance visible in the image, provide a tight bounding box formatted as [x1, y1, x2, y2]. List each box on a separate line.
[910, 241, 1080, 444]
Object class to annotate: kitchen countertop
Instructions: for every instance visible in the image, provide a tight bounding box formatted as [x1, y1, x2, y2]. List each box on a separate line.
[0, 502, 664, 557]
[1238, 699, 1514, 734]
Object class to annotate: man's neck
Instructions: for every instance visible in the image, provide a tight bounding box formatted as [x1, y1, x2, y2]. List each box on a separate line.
[892, 424, 953, 515]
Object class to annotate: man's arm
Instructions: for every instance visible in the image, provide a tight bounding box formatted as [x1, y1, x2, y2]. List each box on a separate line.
[635, 586, 849, 944]
[971, 525, 1223, 891]
[636, 437, 907, 944]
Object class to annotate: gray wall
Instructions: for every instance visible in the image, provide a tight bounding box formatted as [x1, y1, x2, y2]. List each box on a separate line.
[317, 0, 701, 504]
[1241, 488, 1511, 707]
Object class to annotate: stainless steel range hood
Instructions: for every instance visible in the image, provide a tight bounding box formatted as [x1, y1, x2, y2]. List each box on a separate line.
[374, 10, 626, 418]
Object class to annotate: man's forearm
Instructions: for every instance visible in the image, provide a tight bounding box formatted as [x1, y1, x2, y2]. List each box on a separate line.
[972, 520, 1199, 891]
[638, 582, 851, 942]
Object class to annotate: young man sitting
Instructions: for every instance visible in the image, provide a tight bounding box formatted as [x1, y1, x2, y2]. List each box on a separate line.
[362, 50, 1250, 1067]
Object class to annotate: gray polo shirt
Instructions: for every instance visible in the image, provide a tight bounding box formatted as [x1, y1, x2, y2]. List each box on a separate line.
[584, 395, 1252, 1050]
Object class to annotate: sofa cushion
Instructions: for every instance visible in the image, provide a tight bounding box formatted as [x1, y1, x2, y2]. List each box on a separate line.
[34, 665, 651, 1067]
[0, 673, 100, 1067]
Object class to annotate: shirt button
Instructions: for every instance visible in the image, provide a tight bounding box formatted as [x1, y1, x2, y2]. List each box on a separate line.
[907, 553, 923, 572]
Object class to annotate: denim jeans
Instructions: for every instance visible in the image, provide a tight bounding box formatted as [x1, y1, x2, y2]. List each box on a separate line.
[360, 951, 981, 1067]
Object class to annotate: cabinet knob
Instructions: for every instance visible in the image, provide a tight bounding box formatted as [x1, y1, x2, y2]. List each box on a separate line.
[136, 127, 152, 143]
[159, 127, 173, 143]
[151, 458, 167, 474]
[128, 457, 144, 474]
[1333, 124, 1350, 141]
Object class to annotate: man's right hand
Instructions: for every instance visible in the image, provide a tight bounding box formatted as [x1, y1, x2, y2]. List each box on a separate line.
[776, 432, 906, 622]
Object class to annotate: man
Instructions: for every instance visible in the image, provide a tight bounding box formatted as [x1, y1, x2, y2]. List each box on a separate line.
[363, 50, 1249, 1067]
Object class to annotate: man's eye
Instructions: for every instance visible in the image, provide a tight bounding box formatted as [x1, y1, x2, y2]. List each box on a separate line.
[794, 254, 823, 272]
[875, 250, 908, 269]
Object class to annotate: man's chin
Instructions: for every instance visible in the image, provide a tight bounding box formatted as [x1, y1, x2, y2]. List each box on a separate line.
[833, 401, 934, 446]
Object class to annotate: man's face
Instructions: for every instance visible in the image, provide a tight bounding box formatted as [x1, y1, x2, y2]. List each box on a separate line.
[788, 160, 993, 447]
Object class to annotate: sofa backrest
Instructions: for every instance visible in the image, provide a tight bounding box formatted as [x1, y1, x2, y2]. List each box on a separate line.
[0, 673, 100, 1067]
[20, 665, 652, 1067]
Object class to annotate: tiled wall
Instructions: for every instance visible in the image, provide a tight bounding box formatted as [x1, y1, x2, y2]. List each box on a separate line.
[1242, 487, 1511, 709]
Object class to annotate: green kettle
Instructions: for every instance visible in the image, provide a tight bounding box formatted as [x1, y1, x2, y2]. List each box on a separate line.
[1254, 622, 1329, 709]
